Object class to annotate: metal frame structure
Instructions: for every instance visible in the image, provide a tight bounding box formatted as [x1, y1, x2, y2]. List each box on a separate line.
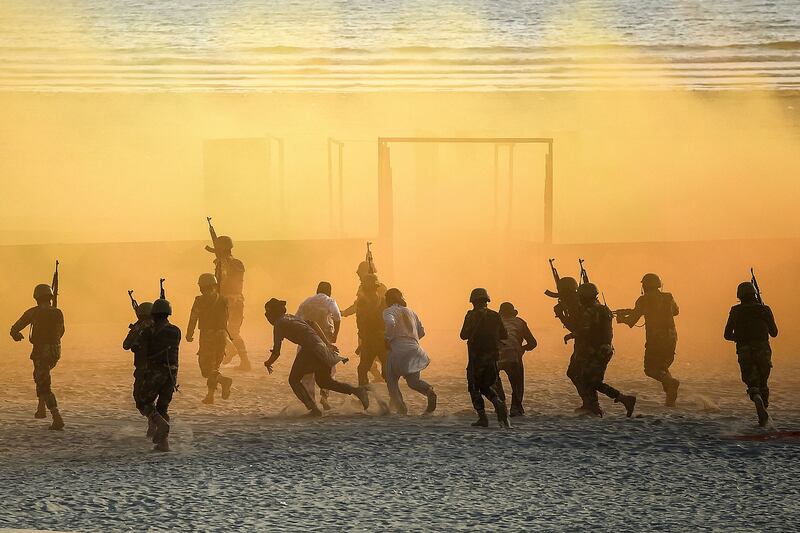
[377, 136, 554, 272]
[327, 138, 345, 236]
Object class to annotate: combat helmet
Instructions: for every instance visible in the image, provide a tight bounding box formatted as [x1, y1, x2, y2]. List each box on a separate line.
[206, 236, 233, 254]
[577, 282, 599, 301]
[469, 288, 490, 303]
[499, 302, 518, 317]
[641, 273, 662, 290]
[357, 261, 376, 277]
[33, 284, 53, 301]
[151, 298, 172, 316]
[135, 301, 153, 319]
[557, 276, 579, 294]
[198, 273, 218, 288]
[737, 281, 757, 300]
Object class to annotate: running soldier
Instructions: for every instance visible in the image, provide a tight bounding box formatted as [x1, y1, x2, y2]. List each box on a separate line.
[187, 273, 233, 405]
[264, 298, 369, 416]
[495, 302, 537, 417]
[616, 273, 681, 406]
[724, 281, 778, 427]
[548, 276, 589, 411]
[10, 283, 65, 430]
[206, 234, 250, 370]
[574, 283, 636, 418]
[352, 274, 388, 387]
[343, 259, 387, 383]
[123, 301, 153, 435]
[134, 298, 181, 452]
[296, 282, 342, 410]
[460, 288, 510, 428]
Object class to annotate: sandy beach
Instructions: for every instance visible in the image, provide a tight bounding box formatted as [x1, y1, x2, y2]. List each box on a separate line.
[1, 325, 799, 532]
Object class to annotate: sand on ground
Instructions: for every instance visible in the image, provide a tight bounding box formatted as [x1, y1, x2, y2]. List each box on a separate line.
[1, 327, 798, 532]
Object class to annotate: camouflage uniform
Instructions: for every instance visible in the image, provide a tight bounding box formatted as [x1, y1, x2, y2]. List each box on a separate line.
[123, 317, 152, 409]
[216, 255, 248, 364]
[554, 292, 586, 400]
[573, 300, 622, 411]
[188, 293, 229, 390]
[495, 314, 536, 415]
[460, 307, 507, 413]
[10, 305, 64, 412]
[620, 290, 680, 393]
[724, 301, 778, 405]
[354, 283, 387, 386]
[136, 321, 181, 419]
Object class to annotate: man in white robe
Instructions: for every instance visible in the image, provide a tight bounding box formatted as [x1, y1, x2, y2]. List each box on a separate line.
[383, 288, 437, 414]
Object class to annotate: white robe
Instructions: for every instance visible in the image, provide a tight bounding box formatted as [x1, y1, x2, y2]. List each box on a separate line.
[383, 304, 430, 379]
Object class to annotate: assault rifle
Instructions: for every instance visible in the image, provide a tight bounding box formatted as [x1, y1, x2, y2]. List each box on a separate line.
[51, 260, 59, 309]
[544, 258, 560, 299]
[579, 258, 589, 285]
[128, 290, 139, 312]
[206, 217, 226, 292]
[366, 241, 376, 274]
[750, 267, 764, 304]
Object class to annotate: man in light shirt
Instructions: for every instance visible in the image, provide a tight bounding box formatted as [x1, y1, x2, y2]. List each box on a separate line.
[296, 282, 342, 410]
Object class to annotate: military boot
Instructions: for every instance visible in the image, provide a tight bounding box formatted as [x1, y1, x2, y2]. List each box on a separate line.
[202, 387, 215, 405]
[154, 436, 170, 452]
[146, 417, 156, 438]
[34, 399, 46, 419]
[149, 412, 170, 444]
[306, 406, 323, 417]
[49, 409, 65, 431]
[616, 394, 637, 418]
[471, 410, 489, 427]
[354, 387, 370, 410]
[753, 394, 770, 427]
[495, 402, 512, 429]
[425, 388, 438, 414]
[219, 376, 233, 400]
[320, 393, 332, 411]
[665, 378, 680, 407]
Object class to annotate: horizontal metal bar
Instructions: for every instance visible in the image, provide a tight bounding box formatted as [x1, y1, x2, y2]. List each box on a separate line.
[379, 137, 553, 144]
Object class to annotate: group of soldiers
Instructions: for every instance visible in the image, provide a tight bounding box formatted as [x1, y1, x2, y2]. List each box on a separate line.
[8, 231, 780, 451]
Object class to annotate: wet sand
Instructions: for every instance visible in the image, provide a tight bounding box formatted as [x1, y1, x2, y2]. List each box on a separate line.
[1, 330, 798, 532]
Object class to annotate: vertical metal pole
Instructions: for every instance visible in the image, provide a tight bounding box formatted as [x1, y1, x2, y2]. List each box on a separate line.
[338, 141, 344, 237]
[544, 141, 554, 244]
[278, 138, 285, 233]
[377, 140, 394, 277]
[507, 144, 515, 235]
[327, 138, 334, 234]
[493, 144, 499, 230]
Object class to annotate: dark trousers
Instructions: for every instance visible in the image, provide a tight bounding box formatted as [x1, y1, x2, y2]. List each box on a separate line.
[467, 355, 503, 413]
[224, 296, 248, 360]
[737, 341, 772, 406]
[136, 367, 176, 419]
[198, 329, 227, 389]
[357, 337, 387, 386]
[289, 347, 358, 410]
[31, 344, 60, 411]
[496, 360, 524, 414]
[644, 330, 678, 390]
[574, 347, 620, 407]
